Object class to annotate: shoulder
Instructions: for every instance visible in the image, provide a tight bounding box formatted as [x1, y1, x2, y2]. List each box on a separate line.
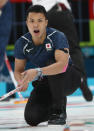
[47, 27, 69, 49]
[21, 32, 32, 43]
[47, 27, 67, 41]
[15, 32, 32, 45]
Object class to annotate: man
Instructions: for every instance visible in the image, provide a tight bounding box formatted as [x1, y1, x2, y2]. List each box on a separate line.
[14, 5, 81, 126]
[32, 0, 93, 101]
[0, 0, 12, 73]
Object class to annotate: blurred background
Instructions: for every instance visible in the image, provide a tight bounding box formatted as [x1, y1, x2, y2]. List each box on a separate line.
[0, 0, 94, 99]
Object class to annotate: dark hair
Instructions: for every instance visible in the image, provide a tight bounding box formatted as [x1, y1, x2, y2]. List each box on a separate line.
[26, 5, 48, 19]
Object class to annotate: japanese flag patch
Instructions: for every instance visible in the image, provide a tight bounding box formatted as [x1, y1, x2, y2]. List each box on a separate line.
[45, 43, 52, 51]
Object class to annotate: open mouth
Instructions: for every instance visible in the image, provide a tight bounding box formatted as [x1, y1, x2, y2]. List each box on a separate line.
[34, 30, 40, 33]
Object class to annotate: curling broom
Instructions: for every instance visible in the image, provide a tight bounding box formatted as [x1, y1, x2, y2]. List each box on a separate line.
[0, 86, 22, 101]
[4, 53, 28, 104]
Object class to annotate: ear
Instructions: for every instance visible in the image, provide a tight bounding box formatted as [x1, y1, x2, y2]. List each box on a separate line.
[46, 19, 48, 27]
[26, 20, 29, 28]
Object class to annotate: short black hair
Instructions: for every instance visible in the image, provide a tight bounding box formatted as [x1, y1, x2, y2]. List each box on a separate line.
[26, 5, 48, 19]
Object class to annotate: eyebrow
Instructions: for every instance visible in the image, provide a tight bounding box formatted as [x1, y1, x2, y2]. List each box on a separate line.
[29, 18, 44, 20]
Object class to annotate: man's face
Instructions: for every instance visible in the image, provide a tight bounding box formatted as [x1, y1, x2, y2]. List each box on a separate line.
[26, 12, 48, 40]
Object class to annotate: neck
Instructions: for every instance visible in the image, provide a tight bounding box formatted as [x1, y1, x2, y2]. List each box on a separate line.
[32, 31, 46, 45]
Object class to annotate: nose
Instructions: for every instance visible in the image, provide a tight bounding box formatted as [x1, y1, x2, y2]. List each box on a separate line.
[33, 22, 38, 28]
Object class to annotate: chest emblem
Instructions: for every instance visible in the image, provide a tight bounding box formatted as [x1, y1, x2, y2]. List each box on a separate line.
[45, 43, 52, 51]
[23, 43, 35, 54]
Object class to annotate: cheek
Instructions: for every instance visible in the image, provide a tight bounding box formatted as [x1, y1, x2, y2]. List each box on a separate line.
[28, 28, 33, 35]
[41, 27, 46, 34]
[28, 25, 33, 31]
[27, 22, 32, 28]
[29, 24, 32, 28]
[41, 24, 47, 30]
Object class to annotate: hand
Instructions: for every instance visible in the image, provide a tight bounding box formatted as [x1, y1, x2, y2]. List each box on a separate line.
[17, 69, 37, 91]
[17, 80, 28, 92]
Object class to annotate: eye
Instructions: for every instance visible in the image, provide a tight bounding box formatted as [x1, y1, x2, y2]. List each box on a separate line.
[38, 19, 43, 22]
[29, 19, 34, 23]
